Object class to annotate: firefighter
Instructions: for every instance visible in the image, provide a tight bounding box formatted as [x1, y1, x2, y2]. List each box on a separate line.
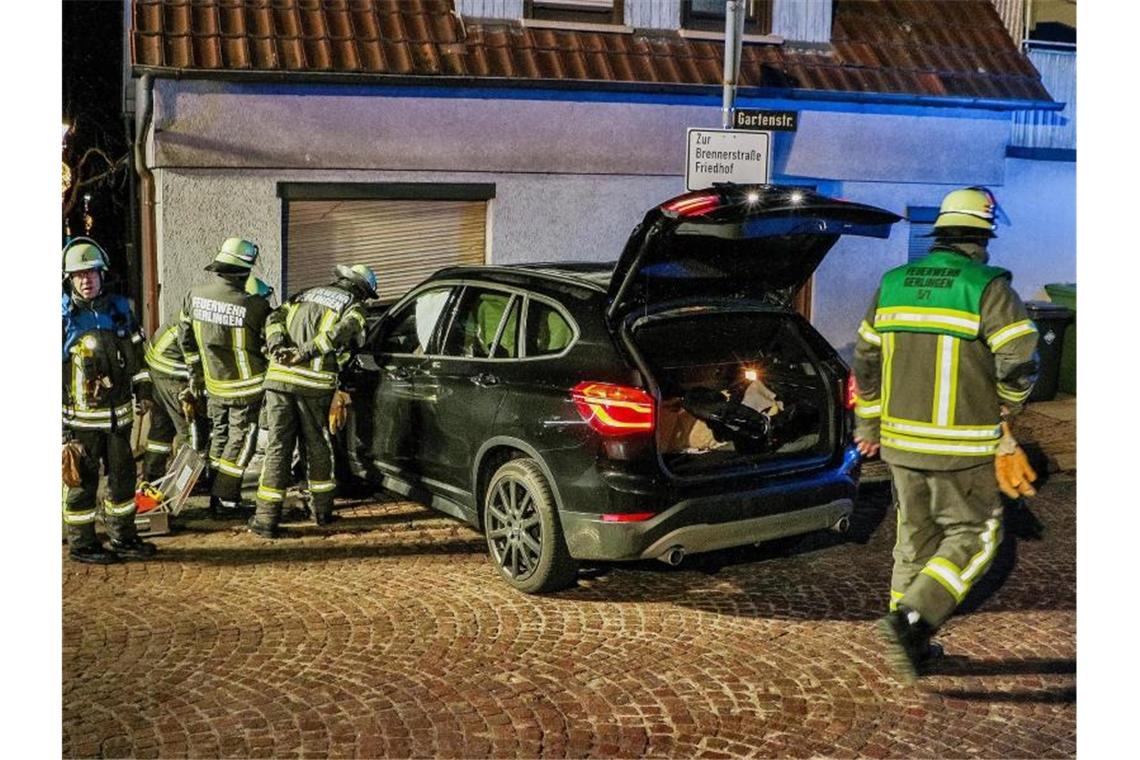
[249, 264, 376, 537]
[852, 187, 1040, 682]
[142, 275, 274, 486]
[178, 238, 273, 515]
[61, 238, 157, 563]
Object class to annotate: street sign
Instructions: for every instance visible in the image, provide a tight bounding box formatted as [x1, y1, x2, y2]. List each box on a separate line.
[734, 109, 798, 132]
[685, 128, 771, 191]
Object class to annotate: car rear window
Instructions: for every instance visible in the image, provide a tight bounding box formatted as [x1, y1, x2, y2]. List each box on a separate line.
[525, 300, 574, 357]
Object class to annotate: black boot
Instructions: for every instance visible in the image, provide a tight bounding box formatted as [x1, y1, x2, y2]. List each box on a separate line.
[109, 537, 158, 559]
[246, 515, 278, 539]
[876, 606, 937, 684]
[210, 495, 254, 517]
[69, 543, 120, 565]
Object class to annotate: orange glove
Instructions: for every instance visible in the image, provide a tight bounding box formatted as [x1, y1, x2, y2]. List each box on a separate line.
[995, 421, 1037, 499]
[62, 441, 85, 488]
[328, 390, 352, 434]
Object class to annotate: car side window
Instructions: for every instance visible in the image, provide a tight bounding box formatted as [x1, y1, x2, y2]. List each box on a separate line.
[376, 287, 453, 356]
[441, 287, 513, 359]
[524, 300, 574, 357]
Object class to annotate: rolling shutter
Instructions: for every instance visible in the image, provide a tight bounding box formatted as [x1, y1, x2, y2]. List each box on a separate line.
[906, 206, 939, 263]
[285, 199, 488, 302]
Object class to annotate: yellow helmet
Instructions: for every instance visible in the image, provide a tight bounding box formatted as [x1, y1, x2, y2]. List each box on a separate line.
[931, 187, 999, 237]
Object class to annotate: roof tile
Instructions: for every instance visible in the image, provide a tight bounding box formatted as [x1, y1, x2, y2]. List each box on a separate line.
[130, 0, 1053, 105]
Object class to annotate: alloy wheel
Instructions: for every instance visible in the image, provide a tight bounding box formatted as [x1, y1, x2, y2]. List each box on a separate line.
[486, 476, 543, 581]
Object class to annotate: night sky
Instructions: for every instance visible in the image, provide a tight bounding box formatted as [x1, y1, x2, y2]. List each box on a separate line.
[62, 0, 131, 285]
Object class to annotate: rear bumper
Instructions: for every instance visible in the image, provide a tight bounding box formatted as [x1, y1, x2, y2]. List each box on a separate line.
[560, 453, 860, 561]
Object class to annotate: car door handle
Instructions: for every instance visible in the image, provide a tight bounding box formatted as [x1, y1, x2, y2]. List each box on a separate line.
[385, 366, 412, 381]
[472, 372, 500, 388]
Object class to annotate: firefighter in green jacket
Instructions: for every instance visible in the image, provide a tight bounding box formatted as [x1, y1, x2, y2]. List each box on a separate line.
[178, 238, 273, 515]
[248, 264, 376, 537]
[852, 187, 1040, 681]
[142, 275, 275, 485]
[61, 238, 157, 563]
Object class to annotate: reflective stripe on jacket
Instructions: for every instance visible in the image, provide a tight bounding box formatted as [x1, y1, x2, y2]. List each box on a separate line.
[179, 274, 272, 404]
[62, 291, 149, 430]
[852, 249, 1039, 470]
[264, 282, 367, 394]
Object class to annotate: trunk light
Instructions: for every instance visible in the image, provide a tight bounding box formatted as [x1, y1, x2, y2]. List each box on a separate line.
[572, 381, 655, 436]
[601, 512, 657, 523]
[846, 372, 858, 411]
[743, 367, 760, 382]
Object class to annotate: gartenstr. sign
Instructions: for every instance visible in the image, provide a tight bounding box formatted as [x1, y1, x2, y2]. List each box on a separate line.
[734, 109, 798, 132]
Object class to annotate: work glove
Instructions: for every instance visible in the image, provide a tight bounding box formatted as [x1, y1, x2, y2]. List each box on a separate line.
[272, 346, 301, 366]
[62, 441, 85, 488]
[177, 387, 199, 422]
[995, 421, 1037, 499]
[328, 389, 352, 434]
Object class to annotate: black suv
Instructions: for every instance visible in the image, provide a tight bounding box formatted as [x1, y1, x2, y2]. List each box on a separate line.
[345, 185, 900, 593]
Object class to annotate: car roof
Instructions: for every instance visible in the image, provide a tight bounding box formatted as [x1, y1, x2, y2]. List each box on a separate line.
[433, 262, 615, 293]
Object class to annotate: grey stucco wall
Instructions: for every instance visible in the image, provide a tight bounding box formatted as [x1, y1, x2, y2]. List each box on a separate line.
[148, 81, 1072, 356]
[154, 168, 688, 322]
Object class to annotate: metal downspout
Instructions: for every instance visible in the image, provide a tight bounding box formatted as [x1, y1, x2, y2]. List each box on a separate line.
[721, 0, 745, 129]
[133, 73, 158, 333]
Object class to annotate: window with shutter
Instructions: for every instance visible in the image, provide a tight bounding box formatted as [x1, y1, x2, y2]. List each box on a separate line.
[284, 197, 489, 303]
[906, 206, 939, 263]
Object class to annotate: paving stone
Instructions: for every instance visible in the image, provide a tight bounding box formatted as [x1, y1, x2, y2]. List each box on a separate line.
[63, 476, 1075, 758]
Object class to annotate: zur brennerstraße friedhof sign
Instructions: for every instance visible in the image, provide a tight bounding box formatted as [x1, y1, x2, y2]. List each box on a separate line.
[686, 129, 771, 191]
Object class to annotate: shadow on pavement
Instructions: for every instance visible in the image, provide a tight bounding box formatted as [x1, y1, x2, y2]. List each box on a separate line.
[926, 656, 1075, 677]
[932, 687, 1076, 704]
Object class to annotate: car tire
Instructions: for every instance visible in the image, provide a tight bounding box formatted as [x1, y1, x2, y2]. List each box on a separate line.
[484, 457, 578, 594]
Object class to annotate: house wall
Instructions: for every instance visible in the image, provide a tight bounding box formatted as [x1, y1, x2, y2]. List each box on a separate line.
[147, 80, 1073, 352]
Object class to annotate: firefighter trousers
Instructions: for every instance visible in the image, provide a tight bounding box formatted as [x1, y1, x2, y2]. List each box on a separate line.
[142, 374, 208, 483]
[62, 425, 140, 549]
[207, 396, 262, 501]
[888, 462, 1003, 628]
[254, 388, 335, 528]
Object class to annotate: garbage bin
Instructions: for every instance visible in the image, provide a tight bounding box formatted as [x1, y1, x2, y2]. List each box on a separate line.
[1044, 283, 1076, 395]
[1024, 301, 1074, 402]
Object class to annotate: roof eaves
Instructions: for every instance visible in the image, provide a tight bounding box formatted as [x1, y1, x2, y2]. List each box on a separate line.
[131, 65, 1062, 112]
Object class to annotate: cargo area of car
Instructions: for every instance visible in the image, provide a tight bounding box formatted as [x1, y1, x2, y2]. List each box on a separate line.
[630, 308, 837, 477]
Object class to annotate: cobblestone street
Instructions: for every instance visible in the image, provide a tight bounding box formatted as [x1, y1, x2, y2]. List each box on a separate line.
[63, 466, 1075, 758]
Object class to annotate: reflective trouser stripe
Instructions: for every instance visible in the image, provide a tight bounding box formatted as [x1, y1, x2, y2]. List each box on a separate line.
[104, 497, 136, 517]
[146, 440, 173, 454]
[216, 459, 244, 477]
[309, 480, 336, 494]
[921, 557, 967, 602]
[256, 484, 285, 502]
[960, 518, 1001, 583]
[63, 508, 97, 525]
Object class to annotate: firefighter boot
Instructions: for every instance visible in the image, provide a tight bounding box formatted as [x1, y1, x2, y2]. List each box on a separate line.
[876, 606, 936, 684]
[65, 523, 119, 565]
[247, 501, 280, 539]
[105, 516, 158, 560]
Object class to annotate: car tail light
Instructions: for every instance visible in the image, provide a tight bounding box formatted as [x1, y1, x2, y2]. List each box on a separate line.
[572, 381, 655, 436]
[846, 372, 858, 410]
[662, 193, 720, 217]
[601, 512, 657, 523]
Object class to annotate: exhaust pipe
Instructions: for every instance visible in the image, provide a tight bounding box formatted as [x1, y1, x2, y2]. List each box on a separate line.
[831, 515, 851, 534]
[659, 546, 685, 566]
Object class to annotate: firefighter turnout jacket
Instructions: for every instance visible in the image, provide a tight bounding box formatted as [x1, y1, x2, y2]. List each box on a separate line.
[145, 319, 189, 381]
[853, 247, 1039, 470]
[264, 282, 368, 395]
[179, 274, 273, 404]
[62, 290, 150, 431]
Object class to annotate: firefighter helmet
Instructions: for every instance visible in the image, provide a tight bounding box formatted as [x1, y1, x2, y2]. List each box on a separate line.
[208, 237, 260, 270]
[931, 187, 1000, 237]
[335, 263, 379, 298]
[62, 237, 110, 274]
[245, 275, 274, 299]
